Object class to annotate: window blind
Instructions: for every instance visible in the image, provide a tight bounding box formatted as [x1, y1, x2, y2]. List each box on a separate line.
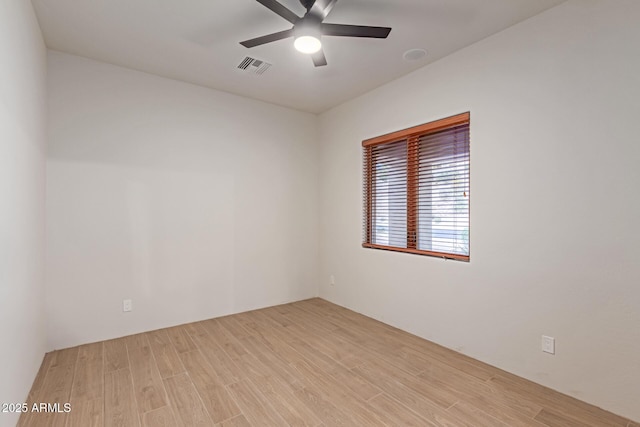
[362, 112, 470, 261]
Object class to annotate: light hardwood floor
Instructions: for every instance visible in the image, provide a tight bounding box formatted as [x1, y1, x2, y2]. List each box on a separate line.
[18, 298, 637, 427]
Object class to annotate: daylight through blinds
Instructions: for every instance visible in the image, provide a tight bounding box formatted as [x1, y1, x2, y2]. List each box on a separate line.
[363, 113, 470, 261]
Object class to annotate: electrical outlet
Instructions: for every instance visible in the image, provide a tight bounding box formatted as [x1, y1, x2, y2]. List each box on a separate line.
[123, 299, 132, 312]
[542, 335, 555, 354]
[329, 275, 335, 286]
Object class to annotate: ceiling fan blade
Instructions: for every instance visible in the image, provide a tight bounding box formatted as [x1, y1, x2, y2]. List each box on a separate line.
[256, 0, 300, 24]
[321, 23, 391, 38]
[308, 0, 338, 21]
[311, 48, 327, 67]
[240, 29, 294, 48]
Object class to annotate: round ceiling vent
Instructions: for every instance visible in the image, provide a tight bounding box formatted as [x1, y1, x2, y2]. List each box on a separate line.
[403, 48, 428, 62]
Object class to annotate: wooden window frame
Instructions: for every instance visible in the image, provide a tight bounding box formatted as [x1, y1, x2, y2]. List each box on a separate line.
[362, 112, 470, 262]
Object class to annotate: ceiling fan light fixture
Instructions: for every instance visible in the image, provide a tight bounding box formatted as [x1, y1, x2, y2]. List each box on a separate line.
[240, 0, 392, 66]
[294, 35, 322, 54]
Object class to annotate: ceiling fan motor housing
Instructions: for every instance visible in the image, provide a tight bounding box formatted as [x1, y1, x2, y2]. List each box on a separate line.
[294, 15, 322, 39]
[299, 0, 316, 11]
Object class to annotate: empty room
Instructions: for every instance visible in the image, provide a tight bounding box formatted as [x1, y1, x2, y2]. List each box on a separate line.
[1, 0, 639, 426]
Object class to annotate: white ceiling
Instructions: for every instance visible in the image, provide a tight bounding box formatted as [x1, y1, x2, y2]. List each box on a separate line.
[33, 0, 565, 113]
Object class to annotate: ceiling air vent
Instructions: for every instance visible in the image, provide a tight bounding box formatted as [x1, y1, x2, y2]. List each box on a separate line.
[237, 57, 272, 75]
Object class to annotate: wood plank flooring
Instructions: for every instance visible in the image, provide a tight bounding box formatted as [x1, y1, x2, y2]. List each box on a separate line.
[18, 298, 637, 427]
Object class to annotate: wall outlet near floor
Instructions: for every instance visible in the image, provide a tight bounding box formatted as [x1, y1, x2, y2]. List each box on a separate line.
[542, 335, 555, 354]
[329, 275, 335, 286]
[123, 299, 132, 312]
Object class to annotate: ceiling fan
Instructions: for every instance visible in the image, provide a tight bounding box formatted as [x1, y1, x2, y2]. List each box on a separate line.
[240, 0, 392, 67]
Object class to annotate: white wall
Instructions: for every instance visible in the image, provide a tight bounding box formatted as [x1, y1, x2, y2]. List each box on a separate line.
[46, 51, 319, 350]
[319, 0, 640, 421]
[0, 1, 47, 426]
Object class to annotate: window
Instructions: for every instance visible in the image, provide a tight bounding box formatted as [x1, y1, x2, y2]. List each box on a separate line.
[363, 112, 470, 261]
